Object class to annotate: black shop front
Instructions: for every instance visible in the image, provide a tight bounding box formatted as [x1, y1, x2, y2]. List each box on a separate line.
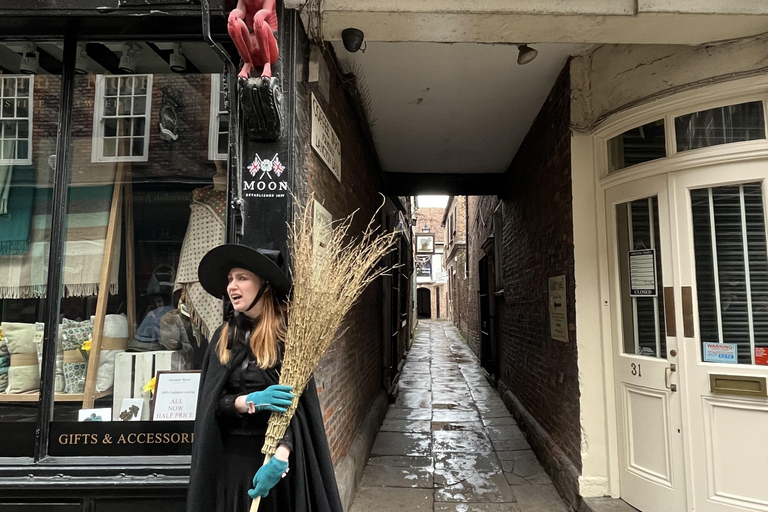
[0, 1, 304, 509]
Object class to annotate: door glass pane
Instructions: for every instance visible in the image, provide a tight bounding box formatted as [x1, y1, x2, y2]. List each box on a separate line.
[691, 182, 768, 365]
[675, 101, 765, 153]
[616, 196, 667, 357]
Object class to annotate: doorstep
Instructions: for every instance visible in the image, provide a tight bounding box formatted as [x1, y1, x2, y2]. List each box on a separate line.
[580, 498, 640, 512]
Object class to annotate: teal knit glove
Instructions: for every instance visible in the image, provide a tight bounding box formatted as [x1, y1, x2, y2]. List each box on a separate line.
[245, 384, 294, 413]
[248, 456, 289, 498]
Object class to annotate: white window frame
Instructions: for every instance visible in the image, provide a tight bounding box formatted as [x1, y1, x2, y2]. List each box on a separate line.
[0, 75, 34, 165]
[91, 74, 152, 163]
[208, 73, 228, 161]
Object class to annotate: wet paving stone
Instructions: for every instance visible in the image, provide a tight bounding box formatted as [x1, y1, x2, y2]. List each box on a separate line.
[432, 409, 482, 423]
[435, 504, 520, 512]
[380, 419, 432, 433]
[395, 391, 432, 408]
[368, 455, 433, 468]
[371, 432, 432, 456]
[385, 407, 432, 421]
[350, 321, 569, 512]
[432, 430, 493, 453]
[350, 487, 434, 512]
[360, 463, 434, 488]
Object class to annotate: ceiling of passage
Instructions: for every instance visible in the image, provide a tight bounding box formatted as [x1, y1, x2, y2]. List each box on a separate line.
[332, 41, 584, 174]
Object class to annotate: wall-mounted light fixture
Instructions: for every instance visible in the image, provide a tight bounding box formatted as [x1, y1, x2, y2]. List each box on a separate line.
[19, 43, 40, 75]
[517, 44, 538, 65]
[75, 43, 88, 75]
[422, 224, 430, 233]
[118, 43, 140, 74]
[169, 43, 186, 73]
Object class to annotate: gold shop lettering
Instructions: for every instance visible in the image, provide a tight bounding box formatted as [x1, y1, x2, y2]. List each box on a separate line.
[116, 432, 194, 444]
[58, 433, 99, 445]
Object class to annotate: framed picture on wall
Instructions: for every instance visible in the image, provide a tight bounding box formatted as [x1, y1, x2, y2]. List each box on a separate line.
[416, 235, 434, 253]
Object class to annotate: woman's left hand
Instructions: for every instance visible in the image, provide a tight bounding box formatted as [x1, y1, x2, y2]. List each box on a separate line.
[248, 453, 290, 498]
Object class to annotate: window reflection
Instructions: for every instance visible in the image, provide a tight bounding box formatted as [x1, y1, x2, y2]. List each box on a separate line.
[607, 119, 666, 173]
[675, 101, 765, 153]
[51, 42, 228, 442]
[0, 41, 62, 457]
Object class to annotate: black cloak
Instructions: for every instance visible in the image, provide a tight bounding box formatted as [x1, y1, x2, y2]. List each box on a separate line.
[187, 325, 343, 512]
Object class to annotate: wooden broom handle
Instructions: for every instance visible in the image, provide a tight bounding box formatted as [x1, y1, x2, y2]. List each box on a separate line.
[249, 453, 271, 512]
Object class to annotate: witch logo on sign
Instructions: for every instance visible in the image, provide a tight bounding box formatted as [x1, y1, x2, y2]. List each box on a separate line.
[244, 153, 289, 198]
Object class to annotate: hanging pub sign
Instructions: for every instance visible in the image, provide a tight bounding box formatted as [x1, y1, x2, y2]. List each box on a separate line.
[629, 249, 657, 297]
[311, 93, 341, 182]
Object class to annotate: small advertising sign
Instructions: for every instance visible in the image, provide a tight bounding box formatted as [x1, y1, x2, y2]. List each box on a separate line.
[629, 249, 657, 297]
[703, 342, 738, 364]
[755, 347, 768, 366]
[151, 371, 201, 422]
[549, 275, 568, 343]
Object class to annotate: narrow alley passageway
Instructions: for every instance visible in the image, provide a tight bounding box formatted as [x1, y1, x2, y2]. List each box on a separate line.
[350, 320, 570, 512]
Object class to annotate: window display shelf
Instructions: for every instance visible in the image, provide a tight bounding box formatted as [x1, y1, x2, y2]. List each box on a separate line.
[0, 389, 112, 403]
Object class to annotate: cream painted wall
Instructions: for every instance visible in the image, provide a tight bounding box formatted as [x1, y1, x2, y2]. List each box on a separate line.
[571, 33, 768, 131]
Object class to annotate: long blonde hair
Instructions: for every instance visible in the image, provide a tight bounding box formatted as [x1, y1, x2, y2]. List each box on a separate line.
[216, 284, 287, 368]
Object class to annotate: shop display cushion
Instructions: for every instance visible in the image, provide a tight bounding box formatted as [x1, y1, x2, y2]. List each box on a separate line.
[61, 318, 93, 394]
[0, 329, 7, 392]
[2, 322, 40, 394]
[95, 314, 128, 392]
[31, 323, 65, 393]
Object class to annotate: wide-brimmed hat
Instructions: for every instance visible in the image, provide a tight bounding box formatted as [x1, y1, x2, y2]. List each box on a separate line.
[198, 244, 291, 302]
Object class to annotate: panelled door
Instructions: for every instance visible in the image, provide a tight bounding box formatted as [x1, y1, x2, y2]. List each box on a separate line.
[673, 161, 768, 512]
[606, 175, 688, 512]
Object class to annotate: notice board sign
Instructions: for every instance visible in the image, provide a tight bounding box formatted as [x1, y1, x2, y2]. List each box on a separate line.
[311, 93, 341, 182]
[549, 275, 568, 342]
[629, 249, 657, 297]
[151, 371, 201, 422]
[703, 343, 738, 364]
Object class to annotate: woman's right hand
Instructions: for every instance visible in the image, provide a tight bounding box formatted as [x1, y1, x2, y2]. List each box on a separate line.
[243, 385, 294, 413]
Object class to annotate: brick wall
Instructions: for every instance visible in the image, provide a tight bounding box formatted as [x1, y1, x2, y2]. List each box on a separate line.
[298, 43, 406, 463]
[465, 64, 581, 500]
[445, 197, 473, 347]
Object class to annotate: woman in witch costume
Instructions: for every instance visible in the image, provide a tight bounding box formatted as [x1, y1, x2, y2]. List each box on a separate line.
[187, 244, 342, 512]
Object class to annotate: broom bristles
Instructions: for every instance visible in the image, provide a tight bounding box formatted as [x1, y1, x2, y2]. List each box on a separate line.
[262, 193, 397, 455]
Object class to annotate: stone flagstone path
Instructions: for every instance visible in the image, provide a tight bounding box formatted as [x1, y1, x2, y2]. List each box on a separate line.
[349, 320, 571, 512]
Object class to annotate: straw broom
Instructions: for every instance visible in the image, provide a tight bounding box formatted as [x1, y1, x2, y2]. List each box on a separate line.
[250, 194, 397, 511]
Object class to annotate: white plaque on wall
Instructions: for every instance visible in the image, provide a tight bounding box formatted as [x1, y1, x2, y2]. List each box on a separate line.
[311, 93, 341, 182]
[313, 199, 332, 270]
[548, 275, 568, 343]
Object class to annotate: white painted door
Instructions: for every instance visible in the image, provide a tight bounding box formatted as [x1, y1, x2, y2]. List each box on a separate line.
[606, 175, 688, 512]
[673, 161, 768, 512]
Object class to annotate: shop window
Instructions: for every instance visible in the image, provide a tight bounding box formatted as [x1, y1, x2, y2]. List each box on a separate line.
[607, 119, 666, 173]
[0, 42, 61, 457]
[15, 40, 227, 459]
[0, 75, 33, 165]
[675, 101, 765, 153]
[691, 183, 768, 365]
[208, 73, 229, 161]
[92, 75, 152, 163]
